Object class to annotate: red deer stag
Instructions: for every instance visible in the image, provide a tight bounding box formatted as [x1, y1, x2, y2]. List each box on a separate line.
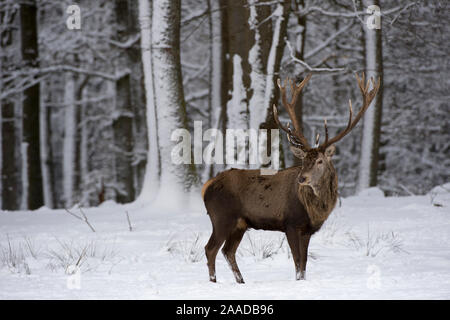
[202, 73, 380, 283]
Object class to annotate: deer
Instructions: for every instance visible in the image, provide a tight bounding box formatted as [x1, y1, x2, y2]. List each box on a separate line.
[202, 73, 380, 283]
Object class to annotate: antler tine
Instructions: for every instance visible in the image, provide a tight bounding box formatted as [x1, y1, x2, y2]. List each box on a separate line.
[319, 72, 380, 150]
[273, 74, 313, 150]
[273, 104, 307, 150]
[347, 99, 353, 127]
[272, 104, 290, 135]
[289, 78, 295, 96]
[315, 133, 320, 147]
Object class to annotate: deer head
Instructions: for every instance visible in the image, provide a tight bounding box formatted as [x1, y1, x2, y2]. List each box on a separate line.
[273, 73, 380, 196]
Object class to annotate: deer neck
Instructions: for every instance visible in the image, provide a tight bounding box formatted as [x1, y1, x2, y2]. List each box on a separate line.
[298, 167, 338, 228]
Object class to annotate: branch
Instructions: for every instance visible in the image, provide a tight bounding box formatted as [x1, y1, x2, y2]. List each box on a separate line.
[92, 34, 141, 49]
[304, 21, 354, 59]
[125, 211, 133, 232]
[285, 38, 346, 74]
[64, 206, 96, 233]
[299, 2, 418, 20]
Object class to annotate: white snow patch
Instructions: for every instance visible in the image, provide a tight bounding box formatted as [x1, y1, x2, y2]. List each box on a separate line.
[0, 186, 449, 299]
[357, 187, 385, 198]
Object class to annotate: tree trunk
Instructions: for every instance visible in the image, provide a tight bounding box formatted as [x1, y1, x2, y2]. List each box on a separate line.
[222, 0, 253, 133]
[138, 0, 160, 202]
[357, 0, 383, 191]
[292, 0, 307, 166]
[260, 0, 290, 169]
[203, 0, 223, 180]
[1, 100, 20, 210]
[248, 0, 272, 130]
[79, 87, 90, 206]
[113, 74, 135, 203]
[1, 4, 21, 210]
[20, 1, 43, 209]
[40, 81, 54, 208]
[152, 0, 197, 196]
[63, 72, 77, 207]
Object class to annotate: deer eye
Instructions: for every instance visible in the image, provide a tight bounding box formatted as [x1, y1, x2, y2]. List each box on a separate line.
[317, 159, 323, 165]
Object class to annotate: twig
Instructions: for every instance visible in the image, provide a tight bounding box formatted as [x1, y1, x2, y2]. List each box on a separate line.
[125, 211, 133, 232]
[64, 206, 96, 233]
[285, 38, 346, 74]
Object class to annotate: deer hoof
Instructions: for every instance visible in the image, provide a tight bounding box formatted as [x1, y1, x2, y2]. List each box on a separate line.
[296, 271, 306, 280]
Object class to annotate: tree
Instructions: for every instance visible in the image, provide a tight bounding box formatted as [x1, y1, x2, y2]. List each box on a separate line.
[0, 2, 20, 210]
[149, 0, 197, 200]
[357, 0, 384, 191]
[138, 0, 160, 202]
[113, 74, 135, 203]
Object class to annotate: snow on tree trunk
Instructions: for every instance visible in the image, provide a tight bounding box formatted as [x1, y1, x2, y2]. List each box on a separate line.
[262, 2, 289, 120]
[357, 0, 383, 192]
[63, 72, 76, 207]
[227, 55, 249, 131]
[226, 54, 249, 168]
[151, 0, 197, 203]
[248, 0, 270, 131]
[138, 0, 160, 203]
[260, 1, 290, 169]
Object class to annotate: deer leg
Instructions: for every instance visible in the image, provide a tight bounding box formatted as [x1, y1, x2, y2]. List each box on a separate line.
[205, 230, 225, 283]
[298, 233, 311, 280]
[222, 228, 246, 284]
[286, 228, 302, 280]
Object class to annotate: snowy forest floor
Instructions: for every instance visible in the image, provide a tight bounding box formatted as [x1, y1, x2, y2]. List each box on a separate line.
[0, 185, 449, 299]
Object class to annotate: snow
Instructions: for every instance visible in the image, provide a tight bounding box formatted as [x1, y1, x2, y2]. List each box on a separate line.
[248, 0, 267, 131]
[151, 0, 192, 198]
[226, 55, 248, 131]
[357, 186, 385, 197]
[263, 4, 283, 119]
[0, 184, 449, 299]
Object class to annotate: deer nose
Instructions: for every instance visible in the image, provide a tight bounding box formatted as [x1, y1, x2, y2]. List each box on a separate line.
[298, 176, 306, 184]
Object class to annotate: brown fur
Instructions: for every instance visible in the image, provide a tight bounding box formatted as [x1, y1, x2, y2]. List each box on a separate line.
[202, 177, 216, 200]
[203, 151, 338, 283]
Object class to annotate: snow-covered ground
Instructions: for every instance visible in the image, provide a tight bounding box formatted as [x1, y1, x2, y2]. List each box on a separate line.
[0, 185, 449, 300]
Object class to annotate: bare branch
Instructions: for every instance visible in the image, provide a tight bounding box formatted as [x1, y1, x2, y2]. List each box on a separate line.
[285, 39, 346, 74]
[64, 206, 96, 233]
[125, 211, 133, 232]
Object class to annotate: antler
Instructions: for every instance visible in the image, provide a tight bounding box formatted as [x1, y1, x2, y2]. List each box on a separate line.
[318, 72, 381, 150]
[273, 73, 313, 150]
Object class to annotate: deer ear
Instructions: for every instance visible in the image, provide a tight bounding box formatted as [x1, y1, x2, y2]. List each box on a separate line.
[325, 145, 336, 159]
[290, 146, 306, 159]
